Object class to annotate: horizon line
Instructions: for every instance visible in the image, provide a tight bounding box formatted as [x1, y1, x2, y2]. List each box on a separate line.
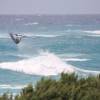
[0, 13, 100, 16]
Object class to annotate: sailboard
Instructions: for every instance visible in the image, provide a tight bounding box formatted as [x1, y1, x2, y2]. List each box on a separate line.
[9, 33, 23, 44]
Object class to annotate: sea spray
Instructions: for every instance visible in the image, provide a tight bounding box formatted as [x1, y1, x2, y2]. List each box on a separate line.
[0, 52, 74, 76]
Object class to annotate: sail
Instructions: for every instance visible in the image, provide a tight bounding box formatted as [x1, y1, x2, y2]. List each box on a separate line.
[9, 33, 23, 44]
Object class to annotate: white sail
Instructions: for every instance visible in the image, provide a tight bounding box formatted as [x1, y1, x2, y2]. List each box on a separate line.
[9, 33, 23, 44]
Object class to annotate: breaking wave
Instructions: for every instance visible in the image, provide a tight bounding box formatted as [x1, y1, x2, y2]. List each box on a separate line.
[24, 22, 39, 26]
[22, 32, 64, 38]
[63, 58, 89, 62]
[0, 52, 74, 76]
[84, 30, 100, 37]
[24, 34, 62, 38]
[84, 30, 100, 34]
[75, 67, 100, 76]
[0, 51, 99, 76]
[0, 84, 25, 89]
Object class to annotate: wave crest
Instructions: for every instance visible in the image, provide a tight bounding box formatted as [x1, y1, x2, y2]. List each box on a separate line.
[24, 22, 39, 26]
[0, 52, 74, 76]
[0, 84, 25, 89]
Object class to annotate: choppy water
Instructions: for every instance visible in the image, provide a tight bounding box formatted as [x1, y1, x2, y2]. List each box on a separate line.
[0, 15, 100, 94]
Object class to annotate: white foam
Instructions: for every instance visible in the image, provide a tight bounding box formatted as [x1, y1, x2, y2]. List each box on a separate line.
[0, 84, 25, 89]
[31, 34, 61, 38]
[84, 30, 100, 34]
[59, 53, 86, 58]
[0, 52, 74, 76]
[24, 33, 62, 38]
[75, 67, 100, 75]
[83, 30, 100, 37]
[65, 24, 81, 27]
[24, 22, 39, 26]
[63, 58, 89, 62]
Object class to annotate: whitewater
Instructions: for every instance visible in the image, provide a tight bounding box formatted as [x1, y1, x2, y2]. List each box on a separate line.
[0, 51, 100, 77]
[0, 50, 99, 77]
[0, 52, 74, 76]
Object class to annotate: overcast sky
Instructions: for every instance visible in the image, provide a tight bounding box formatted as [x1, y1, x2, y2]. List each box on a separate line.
[0, 0, 100, 14]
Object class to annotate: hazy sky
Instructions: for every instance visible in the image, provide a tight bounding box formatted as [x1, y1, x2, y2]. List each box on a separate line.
[0, 0, 100, 14]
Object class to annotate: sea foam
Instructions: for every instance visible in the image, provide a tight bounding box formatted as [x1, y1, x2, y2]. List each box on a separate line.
[24, 22, 39, 26]
[84, 30, 100, 37]
[0, 52, 74, 76]
[84, 30, 100, 34]
[63, 58, 89, 62]
[0, 84, 25, 89]
[23, 33, 62, 38]
[75, 67, 100, 76]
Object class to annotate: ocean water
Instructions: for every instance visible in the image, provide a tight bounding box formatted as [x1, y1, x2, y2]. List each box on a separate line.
[0, 15, 100, 94]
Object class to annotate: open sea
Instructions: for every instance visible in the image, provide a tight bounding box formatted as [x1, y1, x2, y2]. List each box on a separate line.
[0, 15, 100, 94]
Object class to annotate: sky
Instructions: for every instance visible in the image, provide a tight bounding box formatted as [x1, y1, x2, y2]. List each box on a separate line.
[0, 0, 100, 15]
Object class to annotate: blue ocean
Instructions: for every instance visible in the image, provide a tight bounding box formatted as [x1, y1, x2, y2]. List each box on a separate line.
[0, 15, 100, 94]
